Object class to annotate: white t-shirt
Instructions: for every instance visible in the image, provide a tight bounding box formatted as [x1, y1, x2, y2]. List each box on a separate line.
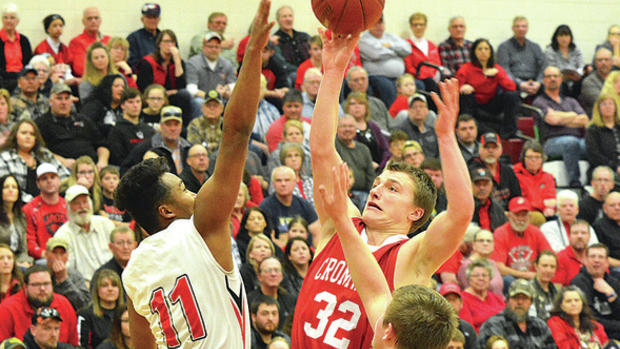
[123, 217, 250, 348]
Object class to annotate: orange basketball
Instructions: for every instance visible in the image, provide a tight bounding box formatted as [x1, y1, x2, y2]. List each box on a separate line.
[312, 0, 385, 34]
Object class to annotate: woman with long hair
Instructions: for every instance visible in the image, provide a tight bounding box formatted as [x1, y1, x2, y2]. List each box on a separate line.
[240, 233, 275, 293]
[0, 175, 30, 265]
[281, 237, 313, 297]
[80, 74, 127, 136]
[95, 305, 132, 349]
[136, 29, 191, 128]
[0, 119, 70, 201]
[544, 24, 587, 98]
[79, 42, 118, 100]
[0, 243, 22, 303]
[77, 269, 125, 349]
[586, 94, 620, 179]
[456, 38, 520, 138]
[236, 206, 272, 260]
[547, 286, 609, 348]
[345, 92, 390, 170]
[61, 156, 103, 214]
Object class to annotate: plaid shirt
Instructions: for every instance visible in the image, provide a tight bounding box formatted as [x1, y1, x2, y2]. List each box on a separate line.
[0, 148, 70, 201]
[438, 37, 473, 75]
[9, 93, 50, 121]
[478, 309, 557, 349]
[186, 116, 222, 153]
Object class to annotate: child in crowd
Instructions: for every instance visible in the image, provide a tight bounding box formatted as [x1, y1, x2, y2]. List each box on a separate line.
[100, 167, 131, 223]
[389, 73, 417, 117]
[295, 35, 323, 89]
[387, 130, 409, 163]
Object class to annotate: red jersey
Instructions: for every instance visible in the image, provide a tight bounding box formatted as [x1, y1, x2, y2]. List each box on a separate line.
[291, 218, 406, 349]
[491, 222, 552, 272]
[22, 196, 67, 259]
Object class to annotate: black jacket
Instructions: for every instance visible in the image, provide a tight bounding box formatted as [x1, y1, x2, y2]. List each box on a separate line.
[77, 307, 116, 349]
[593, 214, 620, 259]
[586, 124, 620, 177]
[473, 198, 508, 231]
[107, 118, 155, 166]
[120, 133, 191, 175]
[469, 159, 522, 209]
[23, 329, 77, 348]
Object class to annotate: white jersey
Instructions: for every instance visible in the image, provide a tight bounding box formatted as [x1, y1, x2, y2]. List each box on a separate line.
[123, 217, 250, 349]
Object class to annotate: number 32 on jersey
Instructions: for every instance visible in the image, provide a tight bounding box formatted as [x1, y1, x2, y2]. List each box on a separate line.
[304, 291, 362, 349]
[149, 274, 207, 347]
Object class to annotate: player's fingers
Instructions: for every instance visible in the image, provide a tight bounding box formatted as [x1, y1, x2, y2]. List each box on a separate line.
[430, 91, 444, 112]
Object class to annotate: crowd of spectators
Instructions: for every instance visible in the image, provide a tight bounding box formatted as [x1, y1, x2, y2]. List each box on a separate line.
[0, 2, 618, 348]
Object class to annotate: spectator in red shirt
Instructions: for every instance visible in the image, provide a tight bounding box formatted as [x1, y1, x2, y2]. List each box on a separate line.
[295, 35, 322, 90]
[492, 196, 552, 291]
[513, 140, 557, 223]
[554, 219, 591, 285]
[456, 39, 520, 139]
[404, 12, 441, 94]
[22, 164, 67, 261]
[68, 7, 110, 77]
[0, 265, 78, 346]
[34, 14, 76, 88]
[0, 4, 32, 93]
[460, 258, 506, 333]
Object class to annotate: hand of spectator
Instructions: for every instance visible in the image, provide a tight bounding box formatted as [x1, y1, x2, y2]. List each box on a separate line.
[270, 35, 280, 45]
[593, 277, 615, 296]
[169, 46, 181, 61]
[166, 89, 178, 96]
[96, 159, 107, 172]
[221, 38, 236, 50]
[270, 229, 288, 250]
[564, 70, 581, 81]
[372, 161, 379, 169]
[274, 87, 289, 98]
[519, 81, 532, 93]
[115, 60, 133, 75]
[530, 81, 541, 93]
[66, 77, 81, 86]
[432, 78, 460, 139]
[483, 68, 498, 77]
[76, 176, 90, 187]
[575, 114, 589, 125]
[382, 42, 391, 49]
[50, 64, 66, 83]
[459, 84, 474, 94]
[50, 259, 68, 283]
[319, 29, 361, 73]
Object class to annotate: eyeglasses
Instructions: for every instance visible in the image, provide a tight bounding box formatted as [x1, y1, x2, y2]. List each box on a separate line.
[204, 44, 221, 50]
[188, 153, 208, 158]
[29, 281, 52, 288]
[113, 240, 135, 247]
[593, 178, 613, 183]
[161, 39, 176, 44]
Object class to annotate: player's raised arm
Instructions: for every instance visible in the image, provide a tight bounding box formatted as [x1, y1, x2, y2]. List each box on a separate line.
[394, 79, 474, 288]
[311, 30, 359, 244]
[317, 162, 391, 327]
[194, 0, 274, 261]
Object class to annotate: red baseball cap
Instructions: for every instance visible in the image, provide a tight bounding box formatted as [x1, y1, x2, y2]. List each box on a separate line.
[439, 283, 462, 298]
[508, 196, 531, 213]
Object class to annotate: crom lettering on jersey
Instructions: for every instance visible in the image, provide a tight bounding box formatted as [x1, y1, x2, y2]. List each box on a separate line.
[313, 257, 356, 291]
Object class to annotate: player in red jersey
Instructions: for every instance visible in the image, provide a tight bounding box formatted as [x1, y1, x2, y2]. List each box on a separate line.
[317, 162, 458, 349]
[290, 29, 473, 348]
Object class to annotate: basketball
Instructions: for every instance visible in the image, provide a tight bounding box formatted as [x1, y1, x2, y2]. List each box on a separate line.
[312, 0, 385, 34]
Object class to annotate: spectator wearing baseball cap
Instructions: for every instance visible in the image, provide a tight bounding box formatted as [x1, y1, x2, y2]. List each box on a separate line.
[21, 162, 68, 260]
[491, 196, 552, 293]
[440, 283, 478, 349]
[186, 30, 236, 119]
[187, 90, 224, 152]
[189, 12, 236, 63]
[394, 93, 440, 159]
[478, 278, 556, 349]
[471, 166, 507, 231]
[9, 65, 50, 121]
[53, 185, 115, 282]
[469, 132, 522, 211]
[22, 306, 76, 349]
[45, 236, 90, 311]
[127, 3, 161, 70]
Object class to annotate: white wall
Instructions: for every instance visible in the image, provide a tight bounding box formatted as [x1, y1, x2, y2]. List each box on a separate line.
[13, 0, 619, 61]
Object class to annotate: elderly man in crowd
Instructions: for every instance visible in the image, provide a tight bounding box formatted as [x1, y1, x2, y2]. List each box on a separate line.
[53, 185, 115, 283]
[581, 48, 614, 116]
[91, 225, 137, 285]
[593, 192, 620, 267]
[438, 16, 473, 76]
[395, 94, 439, 159]
[579, 166, 615, 225]
[68, 7, 110, 77]
[190, 12, 235, 63]
[126, 3, 161, 70]
[344, 66, 392, 132]
[44, 236, 90, 311]
[541, 189, 599, 252]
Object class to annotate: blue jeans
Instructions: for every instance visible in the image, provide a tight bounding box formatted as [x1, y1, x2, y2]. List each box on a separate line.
[544, 135, 586, 186]
[368, 75, 397, 108]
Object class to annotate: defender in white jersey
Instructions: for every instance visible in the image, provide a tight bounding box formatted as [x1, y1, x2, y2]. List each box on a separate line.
[115, 1, 274, 347]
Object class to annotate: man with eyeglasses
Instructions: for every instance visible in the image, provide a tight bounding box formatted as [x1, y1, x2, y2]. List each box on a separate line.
[0, 265, 78, 345]
[127, 3, 161, 71]
[190, 12, 236, 62]
[301, 68, 345, 119]
[54, 185, 114, 283]
[187, 31, 236, 118]
[579, 166, 616, 224]
[248, 257, 296, 331]
[180, 144, 210, 194]
[438, 16, 473, 76]
[533, 65, 588, 188]
[23, 307, 75, 349]
[91, 226, 137, 288]
[581, 47, 614, 116]
[9, 65, 49, 121]
[44, 236, 90, 311]
[395, 94, 439, 159]
[68, 7, 110, 77]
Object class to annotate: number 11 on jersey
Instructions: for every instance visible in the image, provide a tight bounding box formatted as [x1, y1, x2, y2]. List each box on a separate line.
[150, 274, 207, 347]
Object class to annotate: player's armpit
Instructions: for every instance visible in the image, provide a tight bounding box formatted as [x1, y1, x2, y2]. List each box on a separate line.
[127, 297, 156, 349]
